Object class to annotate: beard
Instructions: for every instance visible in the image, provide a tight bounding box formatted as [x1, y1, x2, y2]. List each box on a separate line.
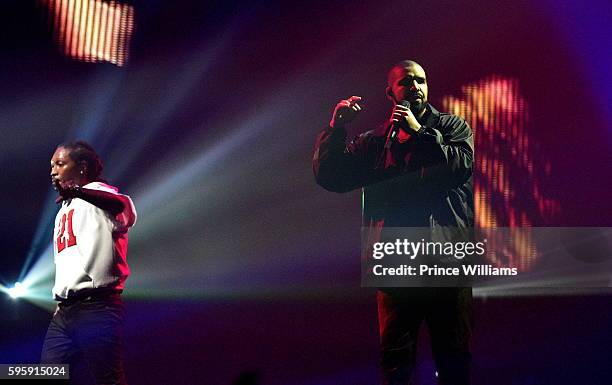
[410, 99, 427, 116]
[51, 178, 61, 191]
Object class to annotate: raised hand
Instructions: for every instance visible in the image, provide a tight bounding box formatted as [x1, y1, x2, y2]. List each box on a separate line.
[330, 95, 363, 128]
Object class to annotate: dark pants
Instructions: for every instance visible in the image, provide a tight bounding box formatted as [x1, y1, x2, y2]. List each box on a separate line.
[377, 287, 472, 385]
[40, 294, 127, 385]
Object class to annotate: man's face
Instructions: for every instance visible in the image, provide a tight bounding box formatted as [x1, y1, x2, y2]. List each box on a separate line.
[387, 64, 428, 114]
[50, 147, 82, 190]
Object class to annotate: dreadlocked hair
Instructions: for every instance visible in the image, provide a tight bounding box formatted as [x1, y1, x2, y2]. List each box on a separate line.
[57, 141, 104, 181]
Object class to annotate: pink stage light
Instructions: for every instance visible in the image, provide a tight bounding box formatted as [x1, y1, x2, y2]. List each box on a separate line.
[442, 76, 560, 270]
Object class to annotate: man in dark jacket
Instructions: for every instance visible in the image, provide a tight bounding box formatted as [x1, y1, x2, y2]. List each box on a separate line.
[313, 60, 473, 385]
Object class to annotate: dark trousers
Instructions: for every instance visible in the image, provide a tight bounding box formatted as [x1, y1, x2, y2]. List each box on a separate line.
[40, 294, 127, 385]
[377, 287, 472, 385]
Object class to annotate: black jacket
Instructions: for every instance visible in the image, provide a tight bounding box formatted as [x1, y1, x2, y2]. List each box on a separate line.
[313, 104, 474, 242]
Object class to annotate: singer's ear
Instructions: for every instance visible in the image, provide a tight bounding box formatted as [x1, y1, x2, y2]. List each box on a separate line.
[78, 161, 88, 177]
[385, 86, 396, 102]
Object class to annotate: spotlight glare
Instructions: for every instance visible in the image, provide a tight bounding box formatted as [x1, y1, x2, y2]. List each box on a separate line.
[7, 282, 27, 299]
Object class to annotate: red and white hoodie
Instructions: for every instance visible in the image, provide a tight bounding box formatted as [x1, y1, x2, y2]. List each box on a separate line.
[52, 182, 137, 300]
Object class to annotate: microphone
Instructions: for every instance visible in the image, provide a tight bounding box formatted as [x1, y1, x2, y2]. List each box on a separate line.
[385, 100, 410, 149]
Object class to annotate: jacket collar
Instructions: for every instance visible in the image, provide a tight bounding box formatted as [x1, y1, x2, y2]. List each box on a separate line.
[421, 103, 441, 128]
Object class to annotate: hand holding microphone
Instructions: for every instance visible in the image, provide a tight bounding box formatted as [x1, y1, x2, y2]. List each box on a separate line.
[386, 100, 425, 148]
[391, 100, 422, 135]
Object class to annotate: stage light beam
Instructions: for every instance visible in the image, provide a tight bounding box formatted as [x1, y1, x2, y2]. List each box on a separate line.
[6, 282, 27, 299]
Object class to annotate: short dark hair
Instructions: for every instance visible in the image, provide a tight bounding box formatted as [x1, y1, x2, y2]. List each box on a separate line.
[57, 141, 104, 181]
[387, 60, 425, 86]
[391, 60, 421, 69]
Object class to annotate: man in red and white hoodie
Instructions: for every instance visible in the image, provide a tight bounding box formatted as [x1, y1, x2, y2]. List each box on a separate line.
[41, 141, 136, 385]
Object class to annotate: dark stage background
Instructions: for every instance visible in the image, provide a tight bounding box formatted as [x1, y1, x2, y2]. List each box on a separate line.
[1, 1, 611, 384]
